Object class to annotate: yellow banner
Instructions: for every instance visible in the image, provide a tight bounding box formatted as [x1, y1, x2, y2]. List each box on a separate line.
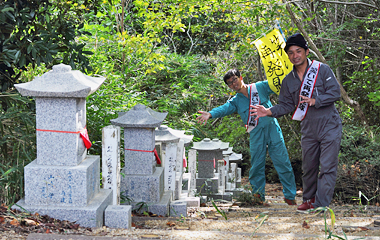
[253, 29, 293, 95]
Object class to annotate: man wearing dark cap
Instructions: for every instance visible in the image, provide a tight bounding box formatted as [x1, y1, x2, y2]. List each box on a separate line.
[250, 33, 342, 212]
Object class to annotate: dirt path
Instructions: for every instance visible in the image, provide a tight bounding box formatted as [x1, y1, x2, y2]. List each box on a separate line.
[2, 183, 380, 240]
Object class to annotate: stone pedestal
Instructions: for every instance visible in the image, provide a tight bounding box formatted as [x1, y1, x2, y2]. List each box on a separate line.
[13, 64, 111, 227]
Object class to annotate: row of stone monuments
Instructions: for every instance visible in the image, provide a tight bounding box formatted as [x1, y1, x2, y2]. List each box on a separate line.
[12, 64, 244, 228]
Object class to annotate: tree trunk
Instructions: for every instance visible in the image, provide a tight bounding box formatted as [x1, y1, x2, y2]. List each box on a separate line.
[283, 0, 369, 126]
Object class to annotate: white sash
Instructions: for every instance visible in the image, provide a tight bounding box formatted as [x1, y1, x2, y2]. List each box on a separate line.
[246, 83, 260, 133]
[292, 60, 321, 121]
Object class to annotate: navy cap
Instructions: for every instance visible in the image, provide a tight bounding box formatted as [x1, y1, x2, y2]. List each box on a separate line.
[284, 33, 308, 52]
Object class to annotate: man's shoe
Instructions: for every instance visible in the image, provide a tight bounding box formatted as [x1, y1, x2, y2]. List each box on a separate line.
[297, 197, 315, 213]
[284, 198, 297, 205]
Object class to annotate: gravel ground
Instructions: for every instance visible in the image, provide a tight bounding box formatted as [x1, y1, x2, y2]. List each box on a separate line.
[2, 183, 380, 240]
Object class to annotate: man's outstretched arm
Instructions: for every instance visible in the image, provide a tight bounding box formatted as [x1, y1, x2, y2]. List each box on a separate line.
[196, 111, 212, 125]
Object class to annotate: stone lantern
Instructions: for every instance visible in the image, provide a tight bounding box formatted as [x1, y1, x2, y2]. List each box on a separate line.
[192, 138, 220, 178]
[12, 64, 111, 227]
[191, 138, 226, 194]
[111, 104, 172, 216]
[155, 125, 180, 194]
[156, 125, 194, 201]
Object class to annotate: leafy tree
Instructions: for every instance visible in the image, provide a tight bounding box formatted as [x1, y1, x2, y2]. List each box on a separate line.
[0, 0, 93, 97]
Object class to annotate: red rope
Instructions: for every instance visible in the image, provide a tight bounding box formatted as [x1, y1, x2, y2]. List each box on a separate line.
[125, 148, 161, 164]
[36, 126, 92, 149]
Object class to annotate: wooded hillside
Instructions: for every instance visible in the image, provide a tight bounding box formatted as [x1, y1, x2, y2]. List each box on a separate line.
[1, 0, 379, 206]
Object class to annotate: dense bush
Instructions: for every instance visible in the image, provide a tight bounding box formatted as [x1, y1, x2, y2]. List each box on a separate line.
[334, 124, 380, 204]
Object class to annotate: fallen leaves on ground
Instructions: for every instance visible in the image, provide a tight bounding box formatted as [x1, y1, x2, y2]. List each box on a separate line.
[0, 204, 92, 237]
[10, 218, 19, 226]
[358, 227, 369, 231]
[302, 221, 310, 229]
[166, 221, 176, 227]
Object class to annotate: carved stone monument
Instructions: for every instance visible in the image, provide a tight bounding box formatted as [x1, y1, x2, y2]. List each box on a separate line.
[12, 64, 112, 227]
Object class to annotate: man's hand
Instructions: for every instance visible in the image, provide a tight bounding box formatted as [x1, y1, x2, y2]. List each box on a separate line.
[250, 105, 271, 121]
[196, 111, 211, 125]
[299, 95, 316, 106]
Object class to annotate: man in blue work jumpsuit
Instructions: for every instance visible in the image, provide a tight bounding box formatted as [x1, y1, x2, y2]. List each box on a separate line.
[197, 69, 297, 205]
[251, 33, 342, 212]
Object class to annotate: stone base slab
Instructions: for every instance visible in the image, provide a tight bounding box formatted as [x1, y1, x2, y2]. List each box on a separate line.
[13, 189, 112, 228]
[126, 190, 173, 217]
[196, 174, 219, 194]
[24, 155, 100, 207]
[169, 200, 187, 217]
[205, 192, 234, 201]
[104, 205, 132, 229]
[178, 193, 200, 208]
[120, 167, 164, 203]
[148, 190, 172, 217]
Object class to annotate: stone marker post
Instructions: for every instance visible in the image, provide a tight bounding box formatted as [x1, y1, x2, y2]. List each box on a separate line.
[12, 64, 112, 228]
[230, 163, 237, 190]
[102, 125, 121, 205]
[223, 147, 233, 184]
[237, 167, 242, 188]
[188, 149, 197, 197]
[167, 127, 194, 199]
[217, 160, 225, 194]
[174, 139, 185, 199]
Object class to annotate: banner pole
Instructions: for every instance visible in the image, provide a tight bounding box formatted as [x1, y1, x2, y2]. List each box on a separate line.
[275, 19, 286, 42]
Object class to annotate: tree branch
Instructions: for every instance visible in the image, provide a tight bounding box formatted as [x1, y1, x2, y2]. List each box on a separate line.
[186, 19, 194, 55]
[315, 0, 379, 9]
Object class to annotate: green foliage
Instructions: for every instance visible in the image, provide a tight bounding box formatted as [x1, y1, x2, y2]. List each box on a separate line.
[307, 207, 336, 239]
[251, 211, 268, 236]
[0, 0, 92, 93]
[236, 184, 264, 206]
[0, 93, 35, 205]
[335, 124, 380, 204]
[339, 124, 380, 165]
[211, 199, 227, 220]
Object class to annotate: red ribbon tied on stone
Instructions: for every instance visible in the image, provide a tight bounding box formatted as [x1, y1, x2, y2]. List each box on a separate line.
[36, 126, 92, 149]
[154, 148, 161, 165]
[80, 127, 92, 149]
